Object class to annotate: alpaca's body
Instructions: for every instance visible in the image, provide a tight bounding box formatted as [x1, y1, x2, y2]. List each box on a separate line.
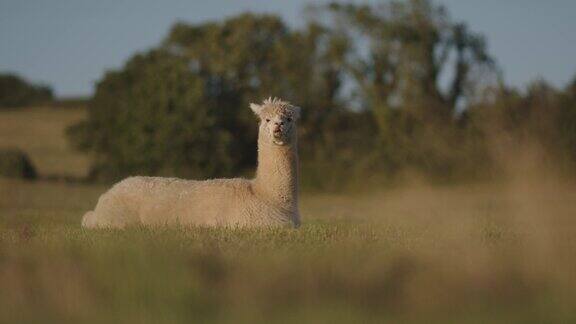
[82, 98, 300, 229]
[82, 176, 296, 228]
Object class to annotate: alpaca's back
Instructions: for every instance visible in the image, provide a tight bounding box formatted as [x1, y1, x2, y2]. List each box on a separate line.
[82, 176, 290, 228]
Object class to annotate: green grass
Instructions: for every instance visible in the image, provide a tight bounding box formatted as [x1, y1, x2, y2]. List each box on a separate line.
[1, 106, 576, 323]
[2, 179, 576, 323]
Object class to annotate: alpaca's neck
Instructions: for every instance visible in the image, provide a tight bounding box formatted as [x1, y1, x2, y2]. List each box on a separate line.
[253, 135, 298, 209]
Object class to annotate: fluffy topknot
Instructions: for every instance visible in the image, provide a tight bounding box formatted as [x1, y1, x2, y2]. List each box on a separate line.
[263, 97, 290, 107]
[250, 97, 300, 120]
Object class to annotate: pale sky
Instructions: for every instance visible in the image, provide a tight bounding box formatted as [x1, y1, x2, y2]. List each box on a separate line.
[1, 0, 575, 97]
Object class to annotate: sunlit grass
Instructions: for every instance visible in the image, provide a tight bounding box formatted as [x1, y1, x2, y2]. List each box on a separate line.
[0, 106, 89, 177]
[2, 179, 576, 323]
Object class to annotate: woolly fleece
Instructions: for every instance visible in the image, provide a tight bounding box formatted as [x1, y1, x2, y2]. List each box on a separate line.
[82, 98, 301, 228]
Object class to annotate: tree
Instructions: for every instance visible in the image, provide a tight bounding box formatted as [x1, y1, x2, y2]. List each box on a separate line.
[68, 50, 235, 181]
[163, 13, 353, 166]
[0, 73, 53, 108]
[305, 0, 497, 177]
[319, 0, 495, 123]
[73, 13, 348, 181]
[70, 4, 509, 186]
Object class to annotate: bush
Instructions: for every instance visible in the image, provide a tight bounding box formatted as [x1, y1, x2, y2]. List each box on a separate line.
[0, 149, 37, 179]
[68, 50, 238, 181]
[0, 74, 53, 108]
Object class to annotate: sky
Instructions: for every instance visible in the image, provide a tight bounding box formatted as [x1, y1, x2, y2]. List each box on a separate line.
[1, 0, 575, 97]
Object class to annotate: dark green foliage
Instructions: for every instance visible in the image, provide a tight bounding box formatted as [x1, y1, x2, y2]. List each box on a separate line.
[317, 0, 497, 180]
[0, 74, 53, 108]
[0, 149, 37, 179]
[71, 13, 356, 183]
[68, 51, 235, 181]
[69, 1, 576, 187]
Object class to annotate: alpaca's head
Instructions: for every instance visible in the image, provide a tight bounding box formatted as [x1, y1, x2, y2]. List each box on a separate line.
[250, 97, 301, 146]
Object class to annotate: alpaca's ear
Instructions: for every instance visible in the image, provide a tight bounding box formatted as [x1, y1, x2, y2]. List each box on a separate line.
[250, 103, 263, 116]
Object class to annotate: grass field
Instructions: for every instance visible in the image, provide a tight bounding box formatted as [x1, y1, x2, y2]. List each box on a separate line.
[1, 107, 576, 323]
[0, 106, 89, 178]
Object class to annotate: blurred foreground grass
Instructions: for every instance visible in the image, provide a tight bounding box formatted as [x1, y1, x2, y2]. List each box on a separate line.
[1, 106, 576, 323]
[2, 178, 576, 323]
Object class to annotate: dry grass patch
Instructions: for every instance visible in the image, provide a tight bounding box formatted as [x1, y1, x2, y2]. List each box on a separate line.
[0, 106, 89, 177]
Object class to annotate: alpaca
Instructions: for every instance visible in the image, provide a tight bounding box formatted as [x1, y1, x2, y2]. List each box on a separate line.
[81, 97, 301, 228]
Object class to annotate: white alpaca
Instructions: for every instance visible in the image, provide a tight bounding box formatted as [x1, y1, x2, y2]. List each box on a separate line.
[82, 98, 301, 228]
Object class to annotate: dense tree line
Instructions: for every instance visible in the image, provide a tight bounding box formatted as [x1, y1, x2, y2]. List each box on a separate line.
[68, 0, 576, 188]
[0, 74, 53, 108]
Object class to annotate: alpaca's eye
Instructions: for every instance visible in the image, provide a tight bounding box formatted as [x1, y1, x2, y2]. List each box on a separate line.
[265, 119, 270, 122]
